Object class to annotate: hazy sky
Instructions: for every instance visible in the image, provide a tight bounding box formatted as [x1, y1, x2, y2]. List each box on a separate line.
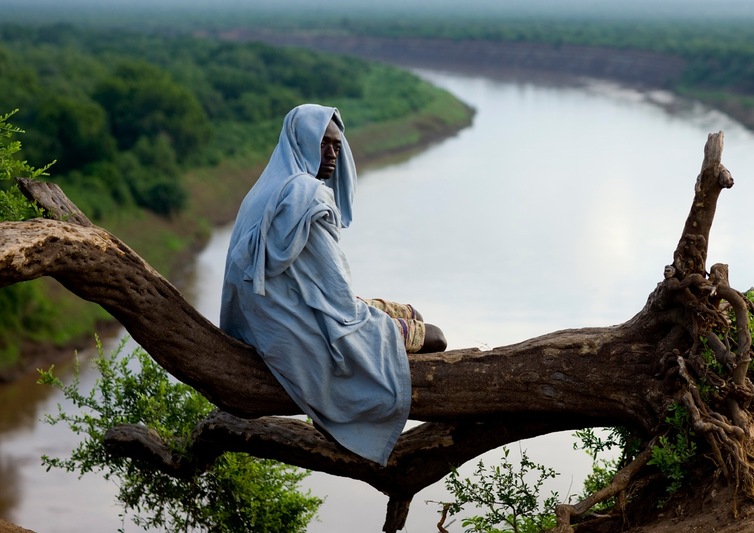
[5, 0, 754, 23]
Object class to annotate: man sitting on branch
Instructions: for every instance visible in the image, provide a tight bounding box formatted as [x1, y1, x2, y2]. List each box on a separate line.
[220, 104, 446, 465]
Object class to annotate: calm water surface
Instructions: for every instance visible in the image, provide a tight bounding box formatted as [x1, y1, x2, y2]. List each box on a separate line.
[2, 68, 754, 532]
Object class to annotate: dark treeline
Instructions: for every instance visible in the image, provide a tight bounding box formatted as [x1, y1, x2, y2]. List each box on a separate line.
[0, 23, 467, 371]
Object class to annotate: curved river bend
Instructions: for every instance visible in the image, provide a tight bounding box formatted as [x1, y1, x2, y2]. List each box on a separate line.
[2, 68, 754, 532]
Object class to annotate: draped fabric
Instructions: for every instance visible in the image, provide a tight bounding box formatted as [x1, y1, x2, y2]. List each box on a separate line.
[220, 104, 411, 465]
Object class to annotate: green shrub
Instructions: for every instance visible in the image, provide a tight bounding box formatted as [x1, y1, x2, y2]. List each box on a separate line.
[444, 448, 559, 533]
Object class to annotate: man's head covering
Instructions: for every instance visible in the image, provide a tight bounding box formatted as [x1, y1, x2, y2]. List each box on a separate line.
[259, 103, 356, 227]
[227, 104, 357, 296]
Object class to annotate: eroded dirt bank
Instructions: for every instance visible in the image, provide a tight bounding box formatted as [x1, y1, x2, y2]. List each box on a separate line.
[220, 30, 686, 90]
[220, 30, 754, 132]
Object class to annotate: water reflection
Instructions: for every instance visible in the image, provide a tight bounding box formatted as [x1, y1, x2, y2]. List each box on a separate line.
[0, 444, 19, 518]
[0, 369, 52, 434]
[0, 359, 81, 519]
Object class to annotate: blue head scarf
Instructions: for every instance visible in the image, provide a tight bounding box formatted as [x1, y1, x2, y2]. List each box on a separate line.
[228, 104, 356, 295]
[270, 104, 356, 226]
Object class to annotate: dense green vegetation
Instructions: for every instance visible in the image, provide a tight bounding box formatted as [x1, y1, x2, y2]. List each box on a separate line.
[0, 111, 52, 369]
[0, 23, 445, 219]
[7, 3, 754, 98]
[0, 23, 472, 371]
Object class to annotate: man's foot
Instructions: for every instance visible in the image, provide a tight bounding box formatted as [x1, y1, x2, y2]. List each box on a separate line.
[418, 324, 447, 353]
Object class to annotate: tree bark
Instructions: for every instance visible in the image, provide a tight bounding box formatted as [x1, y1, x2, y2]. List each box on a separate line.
[1, 132, 750, 532]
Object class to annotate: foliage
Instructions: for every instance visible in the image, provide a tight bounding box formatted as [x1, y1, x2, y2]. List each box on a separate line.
[92, 59, 211, 159]
[0, 24, 450, 221]
[647, 403, 697, 501]
[564, 427, 643, 515]
[444, 448, 559, 533]
[0, 108, 48, 221]
[570, 427, 627, 512]
[0, 108, 57, 367]
[37, 336, 321, 532]
[573, 426, 636, 462]
[580, 457, 621, 513]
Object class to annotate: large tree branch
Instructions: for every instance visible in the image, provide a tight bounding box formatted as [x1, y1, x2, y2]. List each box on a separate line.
[0, 218, 664, 427]
[103, 412, 596, 532]
[0, 132, 742, 532]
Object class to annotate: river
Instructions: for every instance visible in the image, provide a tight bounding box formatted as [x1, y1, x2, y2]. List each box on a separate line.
[2, 68, 754, 532]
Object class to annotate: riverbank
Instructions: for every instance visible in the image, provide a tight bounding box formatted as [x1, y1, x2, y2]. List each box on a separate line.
[223, 30, 754, 134]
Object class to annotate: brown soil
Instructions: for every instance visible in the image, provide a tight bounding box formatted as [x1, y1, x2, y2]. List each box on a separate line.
[583, 482, 754, 533]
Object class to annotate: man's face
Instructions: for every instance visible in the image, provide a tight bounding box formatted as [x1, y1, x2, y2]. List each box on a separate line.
[316, 120, 342, 180]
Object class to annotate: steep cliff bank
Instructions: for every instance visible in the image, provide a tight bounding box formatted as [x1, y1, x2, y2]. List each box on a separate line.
[226, 30, 684, 88]
[222, 30, 754, 132]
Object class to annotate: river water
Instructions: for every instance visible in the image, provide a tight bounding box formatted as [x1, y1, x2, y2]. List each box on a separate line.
[2, 68, 754, 532]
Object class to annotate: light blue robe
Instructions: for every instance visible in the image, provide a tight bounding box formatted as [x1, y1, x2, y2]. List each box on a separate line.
[220, 104, 411, 465]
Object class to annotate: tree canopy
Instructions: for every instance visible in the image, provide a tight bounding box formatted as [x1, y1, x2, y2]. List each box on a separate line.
[0, 23, 444, 220]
